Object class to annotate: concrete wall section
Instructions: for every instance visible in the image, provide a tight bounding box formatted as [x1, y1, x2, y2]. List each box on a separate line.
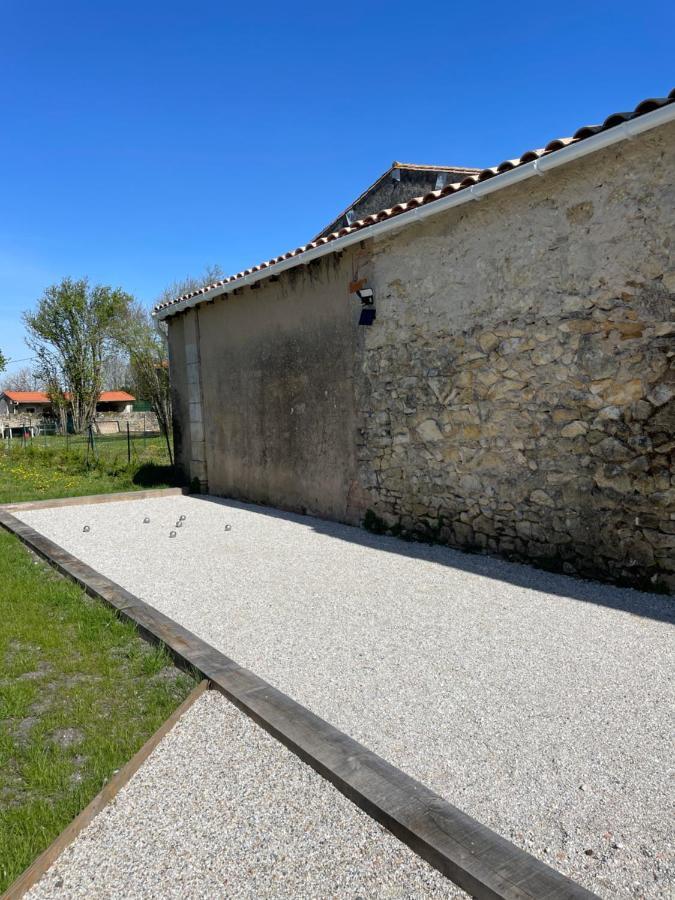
[195, 253, 363, 521]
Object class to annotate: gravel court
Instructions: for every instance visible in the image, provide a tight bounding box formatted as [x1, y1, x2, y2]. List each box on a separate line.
[26, 690, 463, 899]
[18, 495, 675, 899]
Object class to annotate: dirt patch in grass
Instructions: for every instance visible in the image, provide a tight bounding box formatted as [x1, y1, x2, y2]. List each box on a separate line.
[0, 529, 198, 891]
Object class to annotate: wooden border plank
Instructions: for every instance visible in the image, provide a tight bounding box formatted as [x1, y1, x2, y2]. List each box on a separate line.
[1, 486, 189, 513]
[1, 680, 209, 900]
[0, 510, 599, 900]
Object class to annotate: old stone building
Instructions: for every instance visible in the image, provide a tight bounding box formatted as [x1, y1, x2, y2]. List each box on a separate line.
[156, 91, 675, 591]
[0, 390, 159, 435]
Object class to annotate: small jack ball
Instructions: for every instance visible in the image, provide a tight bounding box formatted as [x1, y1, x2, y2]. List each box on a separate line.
[169, 530, 177, 538]
[83, 525, 90, 533]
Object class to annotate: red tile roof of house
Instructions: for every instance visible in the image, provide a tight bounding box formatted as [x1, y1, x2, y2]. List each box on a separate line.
[2, 390, 135, 404]
[154, 89, 675, 318]
[98, 391, 135, 402]
[2, 391, 52, 404]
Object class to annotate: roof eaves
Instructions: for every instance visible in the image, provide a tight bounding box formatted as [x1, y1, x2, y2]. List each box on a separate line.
[154, 89, 675, 320]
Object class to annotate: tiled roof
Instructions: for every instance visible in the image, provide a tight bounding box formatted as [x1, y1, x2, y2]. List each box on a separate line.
[155, 90, 675, 317]
[2, 391, 51, 404]
[2, 390, 135, 404]
[391, 162, 480, 173]
[98, 391, 135, 402]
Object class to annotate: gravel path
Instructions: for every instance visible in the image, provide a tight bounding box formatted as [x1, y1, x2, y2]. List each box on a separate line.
[27, 690, 461, 899]
[19, 495, 675, 898]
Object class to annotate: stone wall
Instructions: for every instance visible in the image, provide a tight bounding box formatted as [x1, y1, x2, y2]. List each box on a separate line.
[356, 120, 675, 591]
[0, 409, 160, 434]
[166, 119, 674, 591]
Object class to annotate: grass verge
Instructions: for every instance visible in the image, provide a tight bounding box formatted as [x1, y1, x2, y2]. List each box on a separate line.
[0, 528, 198, 891]
[0, 436, 180, 504]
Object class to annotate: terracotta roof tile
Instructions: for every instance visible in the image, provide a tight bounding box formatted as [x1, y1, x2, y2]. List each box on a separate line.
[2, 391, 51, 404]
[154, 89, 675, 316]
[2, 390, 135, 404]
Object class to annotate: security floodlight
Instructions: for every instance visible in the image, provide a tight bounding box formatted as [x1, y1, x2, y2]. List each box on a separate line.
[357, 287, 374, 305]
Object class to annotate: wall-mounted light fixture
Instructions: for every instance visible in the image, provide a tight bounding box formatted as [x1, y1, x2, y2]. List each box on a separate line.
[350, 279, 376, 326]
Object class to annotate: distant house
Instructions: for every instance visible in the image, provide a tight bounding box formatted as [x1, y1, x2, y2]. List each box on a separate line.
[0, 390, 136, 418]
[0, 391, 52, 417]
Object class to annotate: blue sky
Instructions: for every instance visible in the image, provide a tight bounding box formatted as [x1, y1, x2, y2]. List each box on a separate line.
[0, 0, 673, 375]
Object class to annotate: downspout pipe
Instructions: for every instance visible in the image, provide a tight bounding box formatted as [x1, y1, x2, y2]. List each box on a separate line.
[156, 102, 675, 320]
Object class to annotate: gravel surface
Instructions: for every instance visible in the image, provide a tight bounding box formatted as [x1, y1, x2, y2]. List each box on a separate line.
[27, 690, 461, 899]
[19, 495, 675, 898]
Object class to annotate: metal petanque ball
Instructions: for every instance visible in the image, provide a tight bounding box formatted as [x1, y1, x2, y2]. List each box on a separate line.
[175, 521, 182, 528]
[179, 515, 186, 521]
[143, 517, 150, 524]
[169, 530, 177, 538]
[224, 524, 232, 531]
[83, 525, 90, 533]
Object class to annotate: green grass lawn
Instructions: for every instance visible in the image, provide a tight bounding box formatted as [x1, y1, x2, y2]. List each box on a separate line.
[0, 530, 198, 891]
[0, 435, 197, 890]
[0, 434, 178, 504]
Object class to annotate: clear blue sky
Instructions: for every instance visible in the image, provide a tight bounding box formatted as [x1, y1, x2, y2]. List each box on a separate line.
[1, 0, 673, 375]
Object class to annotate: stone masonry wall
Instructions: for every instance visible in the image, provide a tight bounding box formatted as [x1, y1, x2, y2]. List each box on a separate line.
[356, 121, 675, 591]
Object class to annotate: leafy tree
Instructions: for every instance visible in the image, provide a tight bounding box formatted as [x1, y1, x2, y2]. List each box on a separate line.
[116, 266, 223, 467]
[24, 278, 133, 433]
[117, 303, 174, 464]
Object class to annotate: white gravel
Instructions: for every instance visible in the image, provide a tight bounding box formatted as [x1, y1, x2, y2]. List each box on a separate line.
[19, 495, 675, 899]
[27, 690, 461, 899]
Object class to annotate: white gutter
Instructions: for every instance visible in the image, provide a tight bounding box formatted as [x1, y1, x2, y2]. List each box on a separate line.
[156, 102, 675, 320]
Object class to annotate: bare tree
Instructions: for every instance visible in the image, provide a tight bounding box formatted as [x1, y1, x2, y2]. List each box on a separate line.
[101, 349, 132, 391]
[0, 349, 6, 376]
[153, 265, 223, 309]
[24, 278, 133, 433]
[1, 366, 43, 392]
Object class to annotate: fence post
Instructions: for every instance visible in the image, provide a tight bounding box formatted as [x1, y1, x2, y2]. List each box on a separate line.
[127, 422, 131, 464]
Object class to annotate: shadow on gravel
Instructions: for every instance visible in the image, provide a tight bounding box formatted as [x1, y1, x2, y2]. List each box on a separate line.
[193, 494, 675, 625]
